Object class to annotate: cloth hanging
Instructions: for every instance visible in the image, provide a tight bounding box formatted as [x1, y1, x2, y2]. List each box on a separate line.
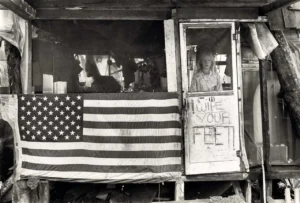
[245, 23, 278, 59]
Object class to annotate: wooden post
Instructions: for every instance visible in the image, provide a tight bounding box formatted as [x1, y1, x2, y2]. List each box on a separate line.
[164, 19, 178, 93]
[245, 180, 252, 203]
[172, 9, 185, 174]
[259, 60, 271, 173]
[175, 180, 184, 201]
[295, 188, 300, 203]
[12, 180, 50, 203]
[21, 20, 33, 94]
[285, 187, 292, 203]
[12, 180, 31, 203]
[271, 31, 300, 138]
[233, 181, 246, 201]
[266, 180, 273, 199]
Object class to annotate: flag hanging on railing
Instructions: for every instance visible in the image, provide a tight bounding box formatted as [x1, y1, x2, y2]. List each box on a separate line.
[17, 93, 182, 183]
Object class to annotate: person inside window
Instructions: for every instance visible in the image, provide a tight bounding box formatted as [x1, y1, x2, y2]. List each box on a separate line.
[190, 49, 223, 92]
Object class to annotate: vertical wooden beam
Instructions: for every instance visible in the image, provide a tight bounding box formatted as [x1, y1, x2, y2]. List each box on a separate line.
[174, 18, 182, 109]
[295, 187, 300, 203]
[236, 24, 249, 172]
[266, 180, 273, 199]
[285, 187, 292, 203]
[21, 20, 32, 94]
[172, 9, 184, 173]
[164, 19, 178, 93]
[174, 180, 184, 201]
[259, 60, 271, 173]
[245, 180, 252, 203]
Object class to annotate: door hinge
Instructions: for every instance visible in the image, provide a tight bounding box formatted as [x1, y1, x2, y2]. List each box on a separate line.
[233, 33, 237, 40]
[236, 150, 241, 158]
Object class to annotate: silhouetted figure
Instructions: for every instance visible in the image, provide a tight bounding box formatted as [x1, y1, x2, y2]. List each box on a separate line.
[0, 118, 14, 181]
[85, 55, 121, 93]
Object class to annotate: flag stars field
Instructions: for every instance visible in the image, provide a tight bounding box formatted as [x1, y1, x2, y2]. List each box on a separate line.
[19, 95, 83, 142]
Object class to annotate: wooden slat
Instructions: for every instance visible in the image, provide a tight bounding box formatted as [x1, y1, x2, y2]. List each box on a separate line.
[176, 8, 259, 19]
[261, 0, 300, 14]
[0, 0, 36, 19]
[36, 9, 171, 20]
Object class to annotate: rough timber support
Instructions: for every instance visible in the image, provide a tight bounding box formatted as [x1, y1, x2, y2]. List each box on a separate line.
[0, 0, 36, 20]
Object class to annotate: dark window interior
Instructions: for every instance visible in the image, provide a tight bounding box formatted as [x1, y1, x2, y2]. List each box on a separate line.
[32, 20, 167, 93]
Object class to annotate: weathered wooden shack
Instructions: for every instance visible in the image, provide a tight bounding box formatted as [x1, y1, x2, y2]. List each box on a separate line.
[0, 0, 300, 202]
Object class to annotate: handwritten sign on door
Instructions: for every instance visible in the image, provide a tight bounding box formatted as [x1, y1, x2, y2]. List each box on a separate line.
[187, 96, 238, 163]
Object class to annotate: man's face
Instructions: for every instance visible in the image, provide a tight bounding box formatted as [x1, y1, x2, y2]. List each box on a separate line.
[200, 55, 213, 74]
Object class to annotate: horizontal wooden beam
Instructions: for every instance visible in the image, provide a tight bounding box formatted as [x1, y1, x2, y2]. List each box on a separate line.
[26, 0, 273, 9]
[261, 0, 300, 14]
[152, 200, 210, 203]
[0, 0, 36, 19]
[267, 166, 300, 179]
[36, 9, 171, 20]
[177, 0, 271, 7]
[181, 172, 249, 182]
[176, 8, 259, 19]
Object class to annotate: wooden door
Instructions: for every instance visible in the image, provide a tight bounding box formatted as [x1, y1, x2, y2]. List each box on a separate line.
[180, 22, 241, 175]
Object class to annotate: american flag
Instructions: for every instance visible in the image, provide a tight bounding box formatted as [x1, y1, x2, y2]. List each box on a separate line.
[18, 93, 182, 183]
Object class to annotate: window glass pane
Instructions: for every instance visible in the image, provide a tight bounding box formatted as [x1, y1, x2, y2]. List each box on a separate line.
[185, 28, 233, 92]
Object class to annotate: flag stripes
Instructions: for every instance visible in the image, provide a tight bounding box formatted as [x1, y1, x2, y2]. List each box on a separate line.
[19, 93, 182, 183]
[83, 121, 181, 129]
[22, 148, 181, 158]
[83, 113, 180, 122]
[84, 99, 179, 108]
[21, 141, 181, 151]
[83, 106, 180, 114]
[82, 128, 181, 136]
[83, 135, 182, 143]
[21, 155, 181, 166]
[22, 163, 181, 173]
[84, 93, 179, 100]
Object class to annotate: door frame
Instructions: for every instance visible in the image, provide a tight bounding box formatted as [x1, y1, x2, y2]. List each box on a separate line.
[179, 21, 245, 174]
